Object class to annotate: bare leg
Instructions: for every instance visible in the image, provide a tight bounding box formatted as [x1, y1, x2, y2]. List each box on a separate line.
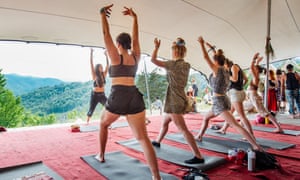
[98, 110, 120, 162]
[233, 101, 255, 139]
[218, 105, 235, 134]
[220, 111, 262, 151]
[195, 111, 215, 141]
[127, 111, 161, 180]
[170, 113, 203, 159]
[87, 116, 91, 124]
[267, 114, 283, 133]
[155, 114, 172, 143]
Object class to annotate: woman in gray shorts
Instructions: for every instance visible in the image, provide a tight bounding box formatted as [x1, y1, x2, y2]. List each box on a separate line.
[217, 59, 255, 137]
[194, 36, 262, 151]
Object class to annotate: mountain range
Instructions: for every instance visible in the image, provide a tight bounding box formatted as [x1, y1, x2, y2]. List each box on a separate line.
[4, 73, 65, 95]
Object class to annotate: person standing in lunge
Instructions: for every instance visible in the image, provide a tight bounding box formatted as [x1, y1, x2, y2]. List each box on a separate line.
[150, 37, 205, 164]
[97, 4, 161, 180]
[86, 48, 109, 124]
[246, 53, 283, 133]
[194, 36, 263, 151]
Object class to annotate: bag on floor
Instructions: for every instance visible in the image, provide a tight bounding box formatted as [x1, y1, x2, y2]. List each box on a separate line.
[183, 168, 209, 180]
[254, 151, 280, 170]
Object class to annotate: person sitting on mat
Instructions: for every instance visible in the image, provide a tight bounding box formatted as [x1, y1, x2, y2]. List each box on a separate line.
[86, 48, 109, 124]
[97, 4, 161, 180]
[247, 53, 283, 133]
[194, 36, 263, 151]
[150, 37, 205, 164]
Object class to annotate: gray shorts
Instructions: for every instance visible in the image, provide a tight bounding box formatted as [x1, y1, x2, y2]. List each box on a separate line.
[228, 89, 246, 103]
[211, 95, 231, 116]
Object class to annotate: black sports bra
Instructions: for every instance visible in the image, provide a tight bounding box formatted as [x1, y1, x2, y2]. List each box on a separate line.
[109, 55, 138, 77]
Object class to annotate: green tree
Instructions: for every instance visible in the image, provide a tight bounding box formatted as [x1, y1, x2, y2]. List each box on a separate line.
[0, 69, 24, 127]
[136, 68, 168, 107]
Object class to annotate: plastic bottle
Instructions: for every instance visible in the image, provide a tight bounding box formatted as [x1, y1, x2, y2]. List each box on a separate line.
[247, 149, 256, 171]
[265, 116, 269, 124]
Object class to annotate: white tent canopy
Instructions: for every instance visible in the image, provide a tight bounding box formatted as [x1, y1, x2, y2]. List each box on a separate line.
[0, 0, 299, 76]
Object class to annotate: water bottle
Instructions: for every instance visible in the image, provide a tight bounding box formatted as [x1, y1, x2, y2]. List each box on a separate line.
[265, 117, 269, 124]
[247, 149, 256, 171]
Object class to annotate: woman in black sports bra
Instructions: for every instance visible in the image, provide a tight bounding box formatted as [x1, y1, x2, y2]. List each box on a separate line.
[86, 48, 108, 124]
[97, 4, 161, 180]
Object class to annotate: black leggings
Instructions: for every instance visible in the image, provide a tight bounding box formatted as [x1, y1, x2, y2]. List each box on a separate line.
[87, 91, 107, 117]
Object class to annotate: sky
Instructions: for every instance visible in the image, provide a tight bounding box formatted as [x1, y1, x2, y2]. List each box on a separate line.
[0, 41, 160, 82]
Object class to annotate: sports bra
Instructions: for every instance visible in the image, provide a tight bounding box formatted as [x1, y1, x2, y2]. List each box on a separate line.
[109, 55, 138, 77]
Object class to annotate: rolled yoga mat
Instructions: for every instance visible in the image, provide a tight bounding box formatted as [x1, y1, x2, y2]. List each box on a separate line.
[81, 151, 178, 180]
[117, 139, 226, 171]
[0, 161, 63, 180]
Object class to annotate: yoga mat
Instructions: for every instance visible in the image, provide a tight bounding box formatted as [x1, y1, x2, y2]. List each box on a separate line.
[165, 133, 261, 154]
[110, 121, 129, 129]
[252, 125, 300, 136]
[81, 151, 178, 180]
[117, 139, 226, 171]
[79, 121, 129, 132]
[0, 161, 63, 180]
[204, 128, 295, 150]
[80, 125, 99, 132]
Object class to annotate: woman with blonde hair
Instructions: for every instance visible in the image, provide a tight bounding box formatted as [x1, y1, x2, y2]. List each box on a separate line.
[150, 37, 205, 164]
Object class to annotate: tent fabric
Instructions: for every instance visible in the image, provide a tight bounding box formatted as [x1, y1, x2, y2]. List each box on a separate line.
[0, 0, 299, 76]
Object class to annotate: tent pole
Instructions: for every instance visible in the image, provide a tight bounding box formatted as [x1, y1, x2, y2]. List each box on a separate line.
[264, 0, 272, 108]
[143, 56, 152, 114]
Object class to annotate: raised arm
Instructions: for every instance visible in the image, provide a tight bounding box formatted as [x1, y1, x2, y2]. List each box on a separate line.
[205, 41, 217, 55]
[242, 71, 248, 86]
[90, 48, 96, 80]
[100, 4, 119, 63]
[197, 36, 217, 73]
[103, 50, 109, 77]
[123, 7, 140, 62]
[151, 38, 166, 67]
[250, 52, 262, 85]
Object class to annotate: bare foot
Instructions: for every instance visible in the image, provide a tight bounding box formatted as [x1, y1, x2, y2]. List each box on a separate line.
[273, 129, 284, 133]
[194, 136, 202, 142]
[216, 130, 226, 134]
[95, 153, 105, 163]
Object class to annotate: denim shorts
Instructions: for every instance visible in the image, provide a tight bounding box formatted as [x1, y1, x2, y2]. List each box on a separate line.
[105, 85, 145, 115]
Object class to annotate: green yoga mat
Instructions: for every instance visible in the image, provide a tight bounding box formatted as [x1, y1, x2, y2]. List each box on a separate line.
[204, 128, 295, 150]
[117, 139, 226, 171]
[81, 151, 178, 180]
[0, 161, 63, 180]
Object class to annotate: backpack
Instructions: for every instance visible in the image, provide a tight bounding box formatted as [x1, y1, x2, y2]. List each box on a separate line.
[254, 151, 280, 170]
[182, 168, 210, 180]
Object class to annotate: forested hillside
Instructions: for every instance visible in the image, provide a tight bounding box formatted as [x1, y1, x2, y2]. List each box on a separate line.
[21, 81, 92, 115]
[5, 73, 64, 95]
